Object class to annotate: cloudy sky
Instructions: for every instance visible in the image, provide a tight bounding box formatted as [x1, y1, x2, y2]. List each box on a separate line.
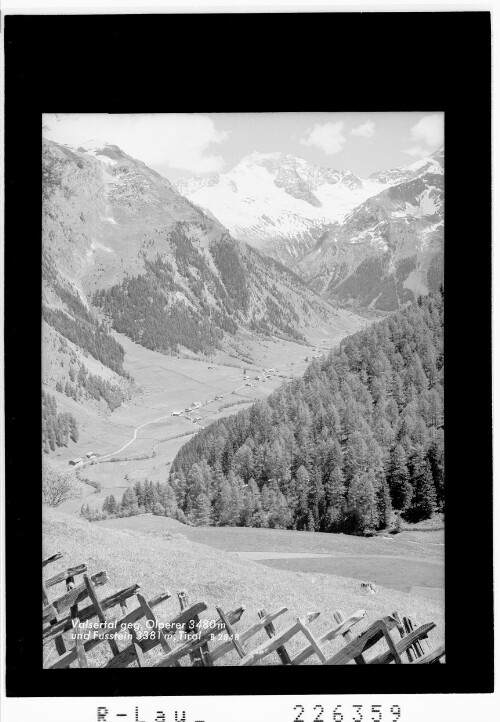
[43, 112, 444, 181]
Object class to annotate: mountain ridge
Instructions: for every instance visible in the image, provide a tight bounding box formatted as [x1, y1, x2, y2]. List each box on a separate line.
[175, 148, 444, 310]
[42, 139, 368, 374]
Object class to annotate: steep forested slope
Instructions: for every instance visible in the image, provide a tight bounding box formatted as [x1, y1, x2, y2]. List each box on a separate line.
[42, 139, 363, 364]
[169, 292, 444, 533]
[42, 391, 79, 453]
[92, 225, 313, 355]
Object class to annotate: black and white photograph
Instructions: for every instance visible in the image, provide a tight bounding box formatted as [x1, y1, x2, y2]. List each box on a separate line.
[1, 7, 494, 720]
[40, 111, 446, 669]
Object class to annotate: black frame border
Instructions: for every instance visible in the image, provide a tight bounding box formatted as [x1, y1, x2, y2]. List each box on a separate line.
[4, 11, 493, 697]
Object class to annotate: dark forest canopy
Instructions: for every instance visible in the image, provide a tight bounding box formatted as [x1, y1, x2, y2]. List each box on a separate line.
[43, 305, 127, 377]
[42, 391, 79, 453]
[168, 291, 444, 534]
[92, 224, 307, 356]
[42, 250, 127, 378]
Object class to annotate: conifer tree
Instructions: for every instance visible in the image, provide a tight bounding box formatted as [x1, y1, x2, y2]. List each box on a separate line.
[405, 456, 436, 522]
[346, 470, 377, 533]
[307, 510, 316, 532]
[69, 416, 79, 443]
[388, 444, 413, 511]
[427, 439, 445, 510]
[324, 466, 346, 532]
[189, 492, 212, 526]
[294, 465, 310, 530]
[108, 494, 118, 515]
[376, 478, 393, 529]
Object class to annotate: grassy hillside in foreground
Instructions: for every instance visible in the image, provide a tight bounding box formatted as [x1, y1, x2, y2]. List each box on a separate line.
[43, 509, 444, 667]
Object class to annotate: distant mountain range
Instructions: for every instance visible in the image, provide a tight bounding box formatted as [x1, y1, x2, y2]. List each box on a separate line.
[42, 139, 365, 398]
[176, 148, 444, 311]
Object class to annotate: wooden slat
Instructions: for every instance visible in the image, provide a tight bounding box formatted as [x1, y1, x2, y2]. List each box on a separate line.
[130, 624, 146, 668]
[46, 573, 81, 662]
[393, 610, 415, 663]
[153, 606, 246, 668]
[258, 608, 292, 665]
[44, 571, 108, 619]
[370, 623, 436, 665]
[70, 617, 88, 668]
[45, 574, 68, 663]
[46, 564, 87, 588]
[238, 613, 321, 667]
[409, 615, 430, 650]
[84, 574, 120, 657]
[43, 584, 142, 642]
[178, 590, 208, 667]
[380, 622, 402, 665]
[406, 616, 427, 656]
[42, 552, 63, 567]
[105, 602, 208, 669]
[137, 593, 181, 667]
[216, 606, 246, 658]
[296, 619, 327, 663]
[67, 575, 78, 627]
[119, 599, 144, 667]
[210, 607, 286, 663]
[412, 644, 445, 664]
[291, 610, 367, 665]
[43, 603, 57, 624]
[148, 591, 172, 607]
[324, 617, 400, 665]
[334, 610, 366, 665]
[48, 592, 174, 669]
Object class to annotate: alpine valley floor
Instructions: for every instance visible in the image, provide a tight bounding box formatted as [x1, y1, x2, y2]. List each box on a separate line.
[51, 313, 370, 514]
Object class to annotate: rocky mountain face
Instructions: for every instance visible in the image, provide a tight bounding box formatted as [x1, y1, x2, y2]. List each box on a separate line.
[42, 139, 362, 371]
[176, 149, 444, 311]
[297, 168, 444, 310]
[175, 152, 383, 265]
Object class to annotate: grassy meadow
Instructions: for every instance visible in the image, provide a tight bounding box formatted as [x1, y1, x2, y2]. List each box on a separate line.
[44, 509, 444, 668]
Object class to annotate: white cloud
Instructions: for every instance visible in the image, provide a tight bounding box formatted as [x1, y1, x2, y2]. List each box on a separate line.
[405, 113, 444, 158]
[42, 113, 229, 175]
[350, 120, 376, 138]
[299, 121, 345, 155]
[404, 145, 433, 159]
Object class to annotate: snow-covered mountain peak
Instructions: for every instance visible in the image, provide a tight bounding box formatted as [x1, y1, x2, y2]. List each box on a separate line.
[368, 147, 444, 185]
[173, 148, 443, 270]
[76, 139, 127, 166]
[233, 150, 284, 168]
[79, 139, 114, 151]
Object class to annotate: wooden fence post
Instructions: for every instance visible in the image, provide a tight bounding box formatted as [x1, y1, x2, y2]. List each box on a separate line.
[216, 606, 246, 659]
[74, 618, 89, 668]
[137, 593, 182, 667]
[334, 610, 366, 664]
[405, 616, 427, 657]
[43, 581, 67, 656]
[258, 608, 292, 665]
[178, 590, 211, 666]
[393, 611, 415, 662]
[83, 574, 120, 658]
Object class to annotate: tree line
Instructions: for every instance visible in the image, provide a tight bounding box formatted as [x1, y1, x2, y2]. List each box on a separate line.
[55, 362, 126, 411]
[92, 223, 317, 355]
[168, 291, 444, 533]
[42, 391, 79, 453]
[43, 305, 126, 376]
[81, 479, 186, 523]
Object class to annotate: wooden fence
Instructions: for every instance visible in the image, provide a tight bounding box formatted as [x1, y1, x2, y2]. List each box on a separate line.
[42, 552, 445, 668]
